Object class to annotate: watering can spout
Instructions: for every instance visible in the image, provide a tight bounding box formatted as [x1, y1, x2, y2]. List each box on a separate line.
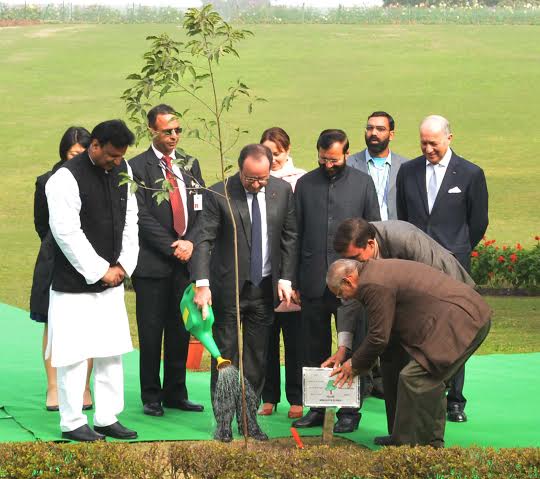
[180, 284, 232, 371]
[217, 357, 232, 370]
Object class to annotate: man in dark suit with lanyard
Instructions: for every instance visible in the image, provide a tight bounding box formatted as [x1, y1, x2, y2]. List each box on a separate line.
[129, 104, 205, 417]
[396, 114, 489, 423]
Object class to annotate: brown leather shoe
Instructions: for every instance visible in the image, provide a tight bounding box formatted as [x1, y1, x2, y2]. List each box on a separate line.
[258, 403, 276, 416]
[287, 405, 303, 419]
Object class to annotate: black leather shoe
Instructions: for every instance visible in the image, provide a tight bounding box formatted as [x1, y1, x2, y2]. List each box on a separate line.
[333, 414, 361, 433]
[62, 424, 105, 442]
[374, 435, 395, 446]
[447, 405, 467, 423]
[163, 399, 204, 412]
[143, 402, 164, 417]
[291, 410, 324, 428]
[94, 421, 138, 439]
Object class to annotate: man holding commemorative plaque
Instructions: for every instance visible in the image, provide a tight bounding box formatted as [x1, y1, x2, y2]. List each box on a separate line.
[326, 258, 491, 448]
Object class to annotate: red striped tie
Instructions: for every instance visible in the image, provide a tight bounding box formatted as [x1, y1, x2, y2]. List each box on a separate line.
[163, 155, 186, 237]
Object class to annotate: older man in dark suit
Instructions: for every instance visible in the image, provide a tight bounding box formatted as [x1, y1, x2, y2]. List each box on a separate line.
[396, 114, 489, 422]
[191, 143, 297, 442]
[129, 104, 205, 418]
[292, 129, 380, 433]
[328, 259, 491, 448]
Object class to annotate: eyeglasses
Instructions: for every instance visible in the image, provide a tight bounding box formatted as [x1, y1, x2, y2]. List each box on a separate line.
[242, 173, 270, 185]
[318, 156, 344, 166]
[157, 127, 182, 136]
[365, 125, 389, 133]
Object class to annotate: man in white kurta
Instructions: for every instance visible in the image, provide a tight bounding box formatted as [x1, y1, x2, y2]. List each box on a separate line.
[45, 119, 139, 442]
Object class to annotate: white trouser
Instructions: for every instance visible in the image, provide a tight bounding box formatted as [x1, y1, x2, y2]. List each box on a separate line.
[57, 355, 124, 432]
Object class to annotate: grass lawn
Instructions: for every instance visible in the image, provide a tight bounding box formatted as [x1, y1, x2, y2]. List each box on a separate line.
[0, 23, 539, 357]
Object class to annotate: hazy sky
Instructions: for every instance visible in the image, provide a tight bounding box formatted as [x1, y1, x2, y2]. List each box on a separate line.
[3, 0, 381, 7]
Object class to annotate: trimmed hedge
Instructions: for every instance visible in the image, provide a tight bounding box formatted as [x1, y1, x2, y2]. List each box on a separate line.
[1, 441, 539, 479]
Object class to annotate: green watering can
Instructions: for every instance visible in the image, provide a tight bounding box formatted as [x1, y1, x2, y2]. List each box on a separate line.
[180, 284, 231, 370]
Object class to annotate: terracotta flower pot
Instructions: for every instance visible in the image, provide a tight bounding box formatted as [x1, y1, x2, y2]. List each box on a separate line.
[186, 338, 205, 370]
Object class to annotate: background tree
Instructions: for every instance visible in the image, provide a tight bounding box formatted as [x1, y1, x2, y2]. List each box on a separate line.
[121, 5, 266, 444]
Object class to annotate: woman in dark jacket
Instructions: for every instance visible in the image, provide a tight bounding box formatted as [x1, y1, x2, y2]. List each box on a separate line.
[30, 126, 92, 411]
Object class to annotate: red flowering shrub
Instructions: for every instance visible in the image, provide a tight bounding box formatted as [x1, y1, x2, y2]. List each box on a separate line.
[471, 236, 540, 289]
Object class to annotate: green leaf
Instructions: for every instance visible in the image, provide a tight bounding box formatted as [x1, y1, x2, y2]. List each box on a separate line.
[118, 172, 132, 186]
[188, 129, 201, 139]
[153, 190, 170, 206]
[221, 95, 232, 111]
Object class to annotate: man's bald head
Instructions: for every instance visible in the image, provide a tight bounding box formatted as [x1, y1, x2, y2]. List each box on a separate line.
[420, 115, 452, 136]
[326, 259, 365, 300]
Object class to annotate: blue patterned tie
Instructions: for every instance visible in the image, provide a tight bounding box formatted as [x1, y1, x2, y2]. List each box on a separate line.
[427, 163, 438, 214]
[250, 192, 263, 287]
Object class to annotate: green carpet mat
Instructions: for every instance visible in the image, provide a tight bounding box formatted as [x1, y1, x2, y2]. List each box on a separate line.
[0, 302, 538, 447]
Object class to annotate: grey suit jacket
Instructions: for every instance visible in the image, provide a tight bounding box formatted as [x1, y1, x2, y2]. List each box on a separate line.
[337, 220, 475, 345]
[347, 149, 408, 220]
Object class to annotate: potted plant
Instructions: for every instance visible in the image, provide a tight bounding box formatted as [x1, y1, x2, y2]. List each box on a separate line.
[186, 335, 205, 370]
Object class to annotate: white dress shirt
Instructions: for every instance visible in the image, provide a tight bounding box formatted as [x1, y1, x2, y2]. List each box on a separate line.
[151, 143, 189, 237]
[245, 188, 271, 278]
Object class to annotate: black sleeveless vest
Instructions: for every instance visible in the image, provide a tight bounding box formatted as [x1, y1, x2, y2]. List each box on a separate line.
[51, 151, 128, 293]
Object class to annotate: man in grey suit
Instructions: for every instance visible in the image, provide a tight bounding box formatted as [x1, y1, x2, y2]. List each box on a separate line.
[347, 111, 408, 220]
[324, 218, 475, 436]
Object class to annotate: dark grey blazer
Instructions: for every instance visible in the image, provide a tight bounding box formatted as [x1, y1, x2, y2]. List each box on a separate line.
[396, 151, 488, 271]
[337, 220, 475, 337]
[347, 149, 408, 220]
[30, 160, 65, 316]
[190, 173, 298, 308]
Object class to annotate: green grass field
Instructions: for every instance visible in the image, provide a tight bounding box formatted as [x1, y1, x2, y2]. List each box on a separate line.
[1, 23, 539, 354]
